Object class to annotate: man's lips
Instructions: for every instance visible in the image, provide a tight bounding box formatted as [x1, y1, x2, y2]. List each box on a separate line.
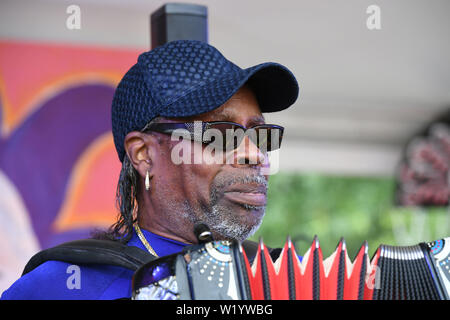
[223, 184, 267, 207]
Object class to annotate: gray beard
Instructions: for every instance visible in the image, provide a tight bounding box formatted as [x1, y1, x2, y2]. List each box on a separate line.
[204, 203, 265, 242]
[181, 202, 265, 242]
[183, 173, 267, 242]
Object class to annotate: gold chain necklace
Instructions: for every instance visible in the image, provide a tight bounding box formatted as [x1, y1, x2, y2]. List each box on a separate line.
[133, 223, 159, 257]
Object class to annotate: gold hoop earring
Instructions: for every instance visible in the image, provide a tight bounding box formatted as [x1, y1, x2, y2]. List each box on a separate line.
[145, 170, 150, 191]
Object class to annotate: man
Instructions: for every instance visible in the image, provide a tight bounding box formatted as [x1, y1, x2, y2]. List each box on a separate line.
[1, 40, 298, 299]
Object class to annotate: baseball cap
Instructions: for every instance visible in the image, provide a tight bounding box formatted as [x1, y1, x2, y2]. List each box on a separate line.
[111, 40, 299, 162]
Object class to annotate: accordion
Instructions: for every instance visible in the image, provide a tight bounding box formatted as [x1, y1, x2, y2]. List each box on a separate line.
[132, 236, 450, 300]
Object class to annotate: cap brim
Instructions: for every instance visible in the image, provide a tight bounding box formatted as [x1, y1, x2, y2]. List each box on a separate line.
[158, 62, 299, 118]
[245, 62, 299, 113]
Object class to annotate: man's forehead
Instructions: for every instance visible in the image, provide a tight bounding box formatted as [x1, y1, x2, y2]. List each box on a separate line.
[168, 85, 265, 125]
[211, 107, 265, 124]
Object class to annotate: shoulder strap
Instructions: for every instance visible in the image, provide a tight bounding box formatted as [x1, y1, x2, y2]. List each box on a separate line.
[22, 239, 281, 276]
[22, 239, 157, 276]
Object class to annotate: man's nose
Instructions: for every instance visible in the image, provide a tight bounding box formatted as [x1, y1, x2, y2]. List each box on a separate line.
[228, 135, 269, 167]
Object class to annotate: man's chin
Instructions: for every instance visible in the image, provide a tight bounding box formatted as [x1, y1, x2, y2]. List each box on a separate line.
[204, 203, 265, 242]
[233, 203, 266, 228]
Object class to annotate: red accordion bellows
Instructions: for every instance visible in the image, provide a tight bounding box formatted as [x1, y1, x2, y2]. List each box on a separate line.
[244, 237, 381, 300]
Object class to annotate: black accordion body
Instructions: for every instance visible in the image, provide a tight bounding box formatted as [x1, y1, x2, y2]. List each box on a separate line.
[132, 237, 450, 300]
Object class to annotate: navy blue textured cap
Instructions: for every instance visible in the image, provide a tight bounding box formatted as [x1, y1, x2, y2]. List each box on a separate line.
[112, 40, 299, 162]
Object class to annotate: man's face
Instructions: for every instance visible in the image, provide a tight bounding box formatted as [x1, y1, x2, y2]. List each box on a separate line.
[151, 86, 270, 242]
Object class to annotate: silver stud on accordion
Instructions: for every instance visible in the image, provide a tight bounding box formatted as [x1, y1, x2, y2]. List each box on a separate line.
[132, 237, 450, 300]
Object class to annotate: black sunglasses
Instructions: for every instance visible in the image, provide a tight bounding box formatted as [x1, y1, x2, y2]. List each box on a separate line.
[142, 121, 284, 152]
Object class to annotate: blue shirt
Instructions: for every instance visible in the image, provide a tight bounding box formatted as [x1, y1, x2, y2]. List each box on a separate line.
[1, 229, 187, 300]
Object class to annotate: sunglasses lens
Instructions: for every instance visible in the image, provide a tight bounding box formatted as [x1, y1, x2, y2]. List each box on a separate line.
[253, 126, 283, 152]
[202, 123, 283, 152]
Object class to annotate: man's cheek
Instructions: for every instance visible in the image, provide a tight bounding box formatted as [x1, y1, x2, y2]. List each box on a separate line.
[188, 170, 217, 207]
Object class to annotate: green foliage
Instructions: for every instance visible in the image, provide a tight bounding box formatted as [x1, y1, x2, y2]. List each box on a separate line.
[250, 173, 449, 258]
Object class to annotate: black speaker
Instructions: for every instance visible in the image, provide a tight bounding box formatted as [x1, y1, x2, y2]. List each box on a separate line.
[151, 3, 208, 49]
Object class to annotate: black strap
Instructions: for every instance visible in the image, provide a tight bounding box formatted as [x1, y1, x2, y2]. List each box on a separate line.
[22, 238, 280, 276]
[22, 239, 157, 276]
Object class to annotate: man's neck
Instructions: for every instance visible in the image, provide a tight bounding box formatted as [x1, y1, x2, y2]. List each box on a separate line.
[137, 215, 196, 245]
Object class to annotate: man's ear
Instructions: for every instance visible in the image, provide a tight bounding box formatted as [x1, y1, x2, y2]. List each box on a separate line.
[124, 131, 158, 179]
